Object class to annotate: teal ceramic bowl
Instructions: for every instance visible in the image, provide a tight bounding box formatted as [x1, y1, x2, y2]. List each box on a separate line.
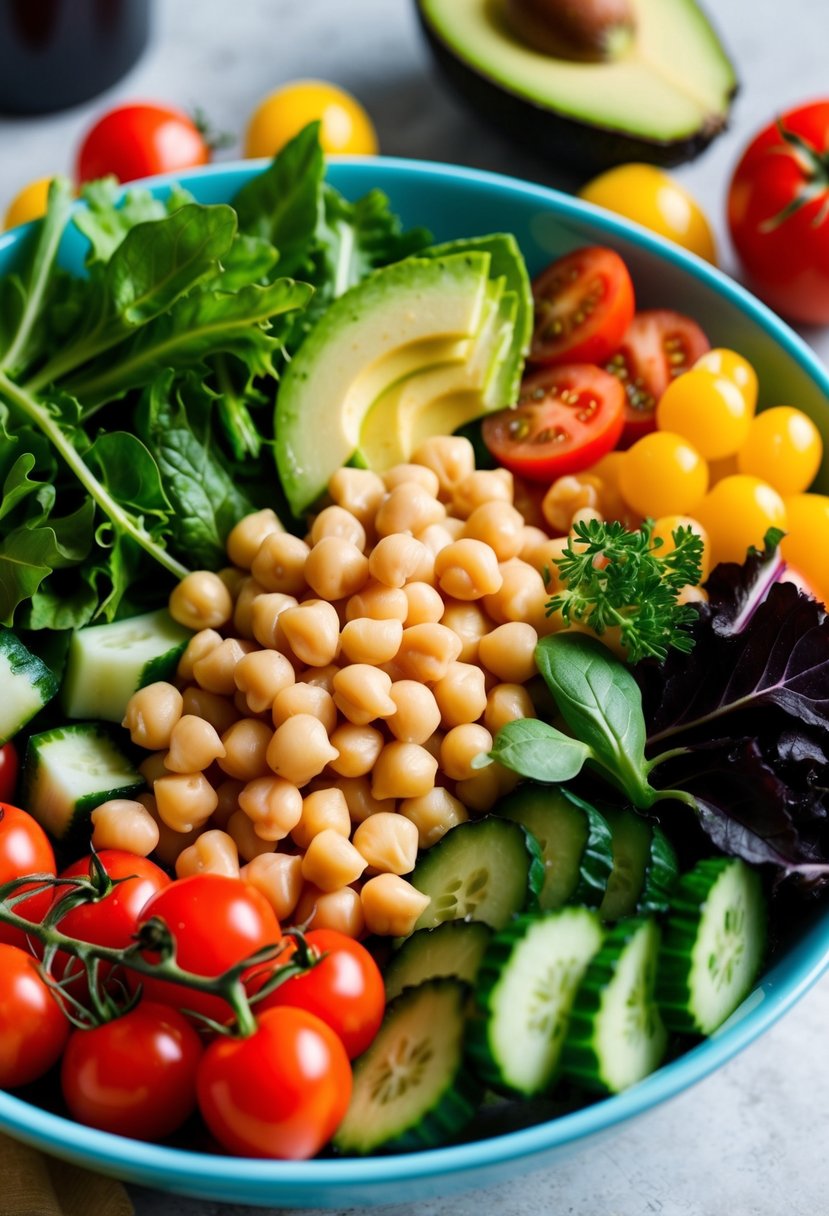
[0, 157, 827, 1208]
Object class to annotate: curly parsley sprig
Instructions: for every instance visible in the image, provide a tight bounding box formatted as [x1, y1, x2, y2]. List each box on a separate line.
[546, 517, 704, 663]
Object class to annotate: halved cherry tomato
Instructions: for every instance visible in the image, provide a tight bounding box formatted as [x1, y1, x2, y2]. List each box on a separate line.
[0, 802, 56, 952]
[529, 246, 635, 366]
[0, 743, 19, 803]
[0, 943, 68, 1088]
[605, 309, 710, 446]
[482, 364, 626, 483]
[76, 103, 210, 185]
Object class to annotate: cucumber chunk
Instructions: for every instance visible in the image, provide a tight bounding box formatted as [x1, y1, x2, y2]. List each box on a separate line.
[599, 809, 679, 921]
[563, 917, 667, 1093]
[497, 784, 613, 909]
[384, 921, 492, 1001]
[409, 817, 544, 936]
[656, 857, 767, 1036]
[62, 609, 191, 723]
[333, 979, 480, 1154]
[24, 724, 143, 841]
[0, 628, 59, 744]
[468, 907, 604, 1096]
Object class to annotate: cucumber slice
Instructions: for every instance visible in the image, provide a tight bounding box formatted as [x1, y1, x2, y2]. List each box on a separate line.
[467, 907, 604, 1096]
[657, 857, 767, 1036]
[384, 921, 492, 1001]
[563, 917, 667, 1093]
[62, 609, 191, 723]
[497, 784, 613, 909]
[0, 629, 59, 744]
[333, 979, 481, 1154]
[409, 817, 544, 935]
[599, 809, 679, 921]
[24, 724, 143, 841]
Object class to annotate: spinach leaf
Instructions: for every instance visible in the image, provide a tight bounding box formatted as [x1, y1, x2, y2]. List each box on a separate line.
[486, 717, 593, 783]
[74, 178, 171, 264]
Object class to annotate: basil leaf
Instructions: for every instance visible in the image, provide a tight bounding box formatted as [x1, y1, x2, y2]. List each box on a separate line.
[535, 633, 654, 806]
[488, 717, 593, 783]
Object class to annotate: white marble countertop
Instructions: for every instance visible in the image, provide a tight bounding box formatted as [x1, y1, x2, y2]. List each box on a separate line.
[1, 1, 828, 1212]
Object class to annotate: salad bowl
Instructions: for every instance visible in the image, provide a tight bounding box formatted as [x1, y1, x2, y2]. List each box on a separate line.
[0, 156, 828, 1208]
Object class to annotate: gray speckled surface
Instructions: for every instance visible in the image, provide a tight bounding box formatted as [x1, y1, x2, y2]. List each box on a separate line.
[1, 1, 829, 1211]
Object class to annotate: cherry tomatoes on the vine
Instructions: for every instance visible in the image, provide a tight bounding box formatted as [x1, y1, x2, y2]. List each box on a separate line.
[76, 103, 210, 185]
[0, 802, 56, 952]
[529, 246, 635, 367]
[0, 943, 68, 1087]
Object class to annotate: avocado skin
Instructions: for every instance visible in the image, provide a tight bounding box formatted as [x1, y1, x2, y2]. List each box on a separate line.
[416, 4, 738, 174]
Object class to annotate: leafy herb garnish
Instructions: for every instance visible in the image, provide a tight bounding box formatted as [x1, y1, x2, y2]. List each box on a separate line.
[546, 517, 704, 662]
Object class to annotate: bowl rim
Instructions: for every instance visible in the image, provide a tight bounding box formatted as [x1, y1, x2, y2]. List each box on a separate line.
[0, 153, 828, 1196]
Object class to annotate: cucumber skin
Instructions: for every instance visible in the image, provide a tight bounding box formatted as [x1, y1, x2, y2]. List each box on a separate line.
[638, 825, 679, 915]
[138, 640, 188, 689]
[562, 916, 665, 1094]
[656, 858, 766, 1035]
[569, 795, 614, 908]
[0, 629, 60, 744]
[383, 921, 492, 1002]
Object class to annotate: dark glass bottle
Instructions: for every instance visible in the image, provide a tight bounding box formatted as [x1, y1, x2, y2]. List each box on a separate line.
[0, 0, 152, 115]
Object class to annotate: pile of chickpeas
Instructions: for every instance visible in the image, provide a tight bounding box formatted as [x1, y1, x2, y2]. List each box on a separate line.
[109, 436, 605, 940]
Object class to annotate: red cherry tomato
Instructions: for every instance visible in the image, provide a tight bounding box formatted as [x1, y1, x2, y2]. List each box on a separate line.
[53, 850, 170, 995]
[0, 743, 19, 803]
[76, 103, 210, 185]
[0, 943, 68, 1087]
[197, 1006, 352, 1159]
[258, 929, 385, 1060]
[728, 100, 829, 324]
[0, 803, 56, 952]
[605, 309, 710, 446]
[135, 874, 282, 1025]
[61, 1001, 202, 1140]
[529, 246, 635, 367]
[482, 363, 625, 483]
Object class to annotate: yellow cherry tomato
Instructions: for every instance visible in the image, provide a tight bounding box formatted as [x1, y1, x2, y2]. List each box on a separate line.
[694, 348, 758, 412]
[652, 514, 711, 581]
[244, 80, 378, 159]
[619, 431, 709, 519]
[694, 475, 787, 567]
[737, 406, 823, 496]
[4, 176, 53, 230]
[780, 493, 829, 606]
[578, 163, 717, 264]
[656, 369, 754, 460]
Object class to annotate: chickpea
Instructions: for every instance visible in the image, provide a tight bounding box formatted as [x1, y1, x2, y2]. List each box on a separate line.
[484, 683, 536, 735]
[443, 516, 466, 541]
[154, 772, 218, 833]
[251, 532, 310, 595]
[338, 776, 397, 824]
[375, 482, 445, 537]
[234, 649, 295, 713]
[239, 776, 303, 841]
[292, 787, 351, 850]
[272, 682, 337, 733]
[181, 687, 239, 736]
[387, 681, 441, 745]
[396, 623, 462, 683]
[371, 741, 438, 801]
[353, 812, 419, 875]
[140, 793, 200, 869]
[177, 629, 222, 684]
[192, 637, 255, 697]
[175, 829, 240, 879]
[138, 751, 169, 787]
[241, 853, 303, 921]
[415, 523, 454, 558]
[339, 616, 403, 666]
[227, 809, 277, 862]
[542, 474, 602, 534]
[440, 723, 493, 781]
[164, 715, 226, 773]
[434, 539, 503, 600]
[531, 539, 569, 593]
[432, 661, 488, 728]
[520, 525, 553, 567]
[456, 761, 519, 814]
[217, 565, 247, 601]
[122, 682, 183, 752]
[400, 787, 468, 849]
[293, 883, 365, 938]
[250, 592, 299, 649]
[278, 600, 340, 668]
[310, 505, 367, 551]
[327, 467, 385, 528]
[328, 722, 384, 777]
[233, 577, 267, 639]
[266, 714, 338, 787]
[478, 621, 539, 683]
[301, 829, 367, 892]
[226, 509, 283, 570]
[304, 536, 369, 601]
[482, 559, 548, 626]
[360, 874, 430, 937]
[463, 501, 526, 563]
[382, 463, 441, 496]
[368, 534, 433, 589]
[90, 799, 159, 857]
[411, 436, 475, 501]
[332, 665, 396, 725]
[218, 718, 274, 781]
[452, 468, 513, 518]
[345, 581, 408, 623]
[295, 664, 340, 694]
[168, 570, 231, 632]
[402, 581, 444, 626]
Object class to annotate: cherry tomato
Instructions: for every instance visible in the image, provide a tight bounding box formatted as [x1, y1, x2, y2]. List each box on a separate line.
[579, 163, 717, 263]
[244, 80, 378, 158]
[258, 929, 384, 1060]
[605, 310, 710, 446]
[3, 177, 53, 230]
[695, 475, 787, 568]
[0, 801, 56, 952]
[651, 515, 711, 581]
[780, 494, 829, 607]
[76, 103, 210, 185]
[728, 100, 829, 324]
[61, 1001, 202, 1140]
[737, 406, 823, 496]
[197, 1006, 352, 1159]
[619, 431, 709, 519]
[656, 369, 754, 460]
[0, 943, 68, 1087]
[136, 874, 281, 1024]
[528, 247, 634, 366]
[482, 364, 625, 483]
[695, 348, 758, 412]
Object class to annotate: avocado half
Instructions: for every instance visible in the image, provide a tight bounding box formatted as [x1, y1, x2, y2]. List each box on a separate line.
[415, 0, 738, 172]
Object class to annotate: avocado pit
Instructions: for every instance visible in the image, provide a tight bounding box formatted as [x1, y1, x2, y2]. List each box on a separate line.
[503, 0, 636, 63]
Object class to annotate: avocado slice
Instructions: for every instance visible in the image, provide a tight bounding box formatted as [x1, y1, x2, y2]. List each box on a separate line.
[416, 0, 738, 171]
[275, 252, 492, 515]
